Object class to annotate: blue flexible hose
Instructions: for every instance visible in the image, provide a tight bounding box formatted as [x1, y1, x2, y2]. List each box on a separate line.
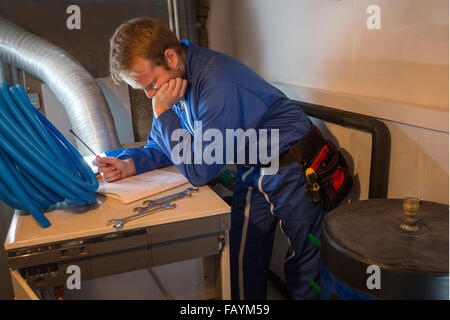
[0, 82, 99, 228]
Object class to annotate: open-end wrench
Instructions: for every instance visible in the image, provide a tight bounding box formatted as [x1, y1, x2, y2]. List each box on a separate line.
[133, 187, 199, 214]
[107, 202, 176, 231]
[106, 187, 199, 230]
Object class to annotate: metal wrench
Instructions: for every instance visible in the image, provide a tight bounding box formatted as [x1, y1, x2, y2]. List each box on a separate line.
[106, 187, 199, 230]
[133, 187, 199, 214]
[107, 202, 176, 231]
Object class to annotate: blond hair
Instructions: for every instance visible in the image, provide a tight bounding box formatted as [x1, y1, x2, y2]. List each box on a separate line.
[109, 17, 181, 83]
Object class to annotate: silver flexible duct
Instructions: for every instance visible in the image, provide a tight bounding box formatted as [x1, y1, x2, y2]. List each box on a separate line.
[0, 16, 120, 155]
[0, 59, 6, 82]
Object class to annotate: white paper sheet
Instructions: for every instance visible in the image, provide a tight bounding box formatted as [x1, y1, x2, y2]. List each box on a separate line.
[97, 169, 189, 204]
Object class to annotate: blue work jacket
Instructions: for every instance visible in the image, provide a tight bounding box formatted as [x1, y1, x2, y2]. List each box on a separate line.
[118, 40, 311, 186]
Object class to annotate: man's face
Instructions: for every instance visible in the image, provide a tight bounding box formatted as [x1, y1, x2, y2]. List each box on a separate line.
[126, 51, 183, 99]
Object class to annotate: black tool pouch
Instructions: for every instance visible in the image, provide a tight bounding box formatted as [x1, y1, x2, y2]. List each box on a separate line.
[303, 141, 353, 211]
[281, 123, 353, 211]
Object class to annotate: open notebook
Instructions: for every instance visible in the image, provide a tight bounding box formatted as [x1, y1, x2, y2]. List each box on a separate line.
[96, 169, 189, 204]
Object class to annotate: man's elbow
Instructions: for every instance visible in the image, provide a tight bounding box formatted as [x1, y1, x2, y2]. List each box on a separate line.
[182, 165, 223, 188]
[187, 177, 208, 187]
[185, 170, 211, 187]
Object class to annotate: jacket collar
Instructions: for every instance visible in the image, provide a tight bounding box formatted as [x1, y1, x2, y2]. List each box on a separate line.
[181, 39, 193, 83]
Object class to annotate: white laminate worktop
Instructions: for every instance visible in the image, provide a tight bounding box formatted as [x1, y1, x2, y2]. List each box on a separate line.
[4, 172, 230, 251]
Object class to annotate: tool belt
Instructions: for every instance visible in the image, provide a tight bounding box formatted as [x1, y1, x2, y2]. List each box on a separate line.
[279, 122, 353, 211]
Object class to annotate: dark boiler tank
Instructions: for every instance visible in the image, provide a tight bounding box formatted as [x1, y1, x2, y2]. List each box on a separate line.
[320, 198, 449, 299]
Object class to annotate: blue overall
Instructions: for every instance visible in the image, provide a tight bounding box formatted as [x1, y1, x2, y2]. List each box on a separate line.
[117, 40, 326, 299]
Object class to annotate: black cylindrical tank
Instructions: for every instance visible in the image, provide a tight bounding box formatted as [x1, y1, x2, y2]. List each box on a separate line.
[320, 198, 449, 300]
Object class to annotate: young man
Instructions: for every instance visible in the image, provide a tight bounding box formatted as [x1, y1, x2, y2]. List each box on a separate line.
[95, 17, 327, 299]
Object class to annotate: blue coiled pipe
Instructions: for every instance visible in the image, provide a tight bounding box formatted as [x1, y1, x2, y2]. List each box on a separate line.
[0, 82, 99, 228]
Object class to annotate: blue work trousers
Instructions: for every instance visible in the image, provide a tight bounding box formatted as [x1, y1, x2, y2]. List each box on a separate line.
[230, 162, 327, 300]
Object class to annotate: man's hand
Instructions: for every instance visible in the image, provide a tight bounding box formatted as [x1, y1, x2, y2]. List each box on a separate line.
[92, 156, 136, 183]
[152, 77, 188, 118]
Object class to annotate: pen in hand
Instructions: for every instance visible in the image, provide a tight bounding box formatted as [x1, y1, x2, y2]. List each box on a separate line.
[69, 129, 97, 157]
[69, 129, 110, 174]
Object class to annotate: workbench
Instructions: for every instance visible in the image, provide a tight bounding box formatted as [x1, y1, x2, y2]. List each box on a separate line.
[3, 167, 231, 300]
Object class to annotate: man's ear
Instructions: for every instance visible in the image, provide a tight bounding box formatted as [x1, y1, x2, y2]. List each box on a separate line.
[164, 48, 178, 68]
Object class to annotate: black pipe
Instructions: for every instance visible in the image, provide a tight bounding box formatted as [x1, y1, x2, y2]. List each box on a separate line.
[293, 100, 391, 199]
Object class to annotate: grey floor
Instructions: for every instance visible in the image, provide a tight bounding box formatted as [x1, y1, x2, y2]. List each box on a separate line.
[60, 258, 286, 300]
[267, 279, 287, 300]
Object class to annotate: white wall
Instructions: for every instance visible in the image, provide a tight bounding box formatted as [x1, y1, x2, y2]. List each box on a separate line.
[218, 0, 448, 111]
[208, 0, 449, 204]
